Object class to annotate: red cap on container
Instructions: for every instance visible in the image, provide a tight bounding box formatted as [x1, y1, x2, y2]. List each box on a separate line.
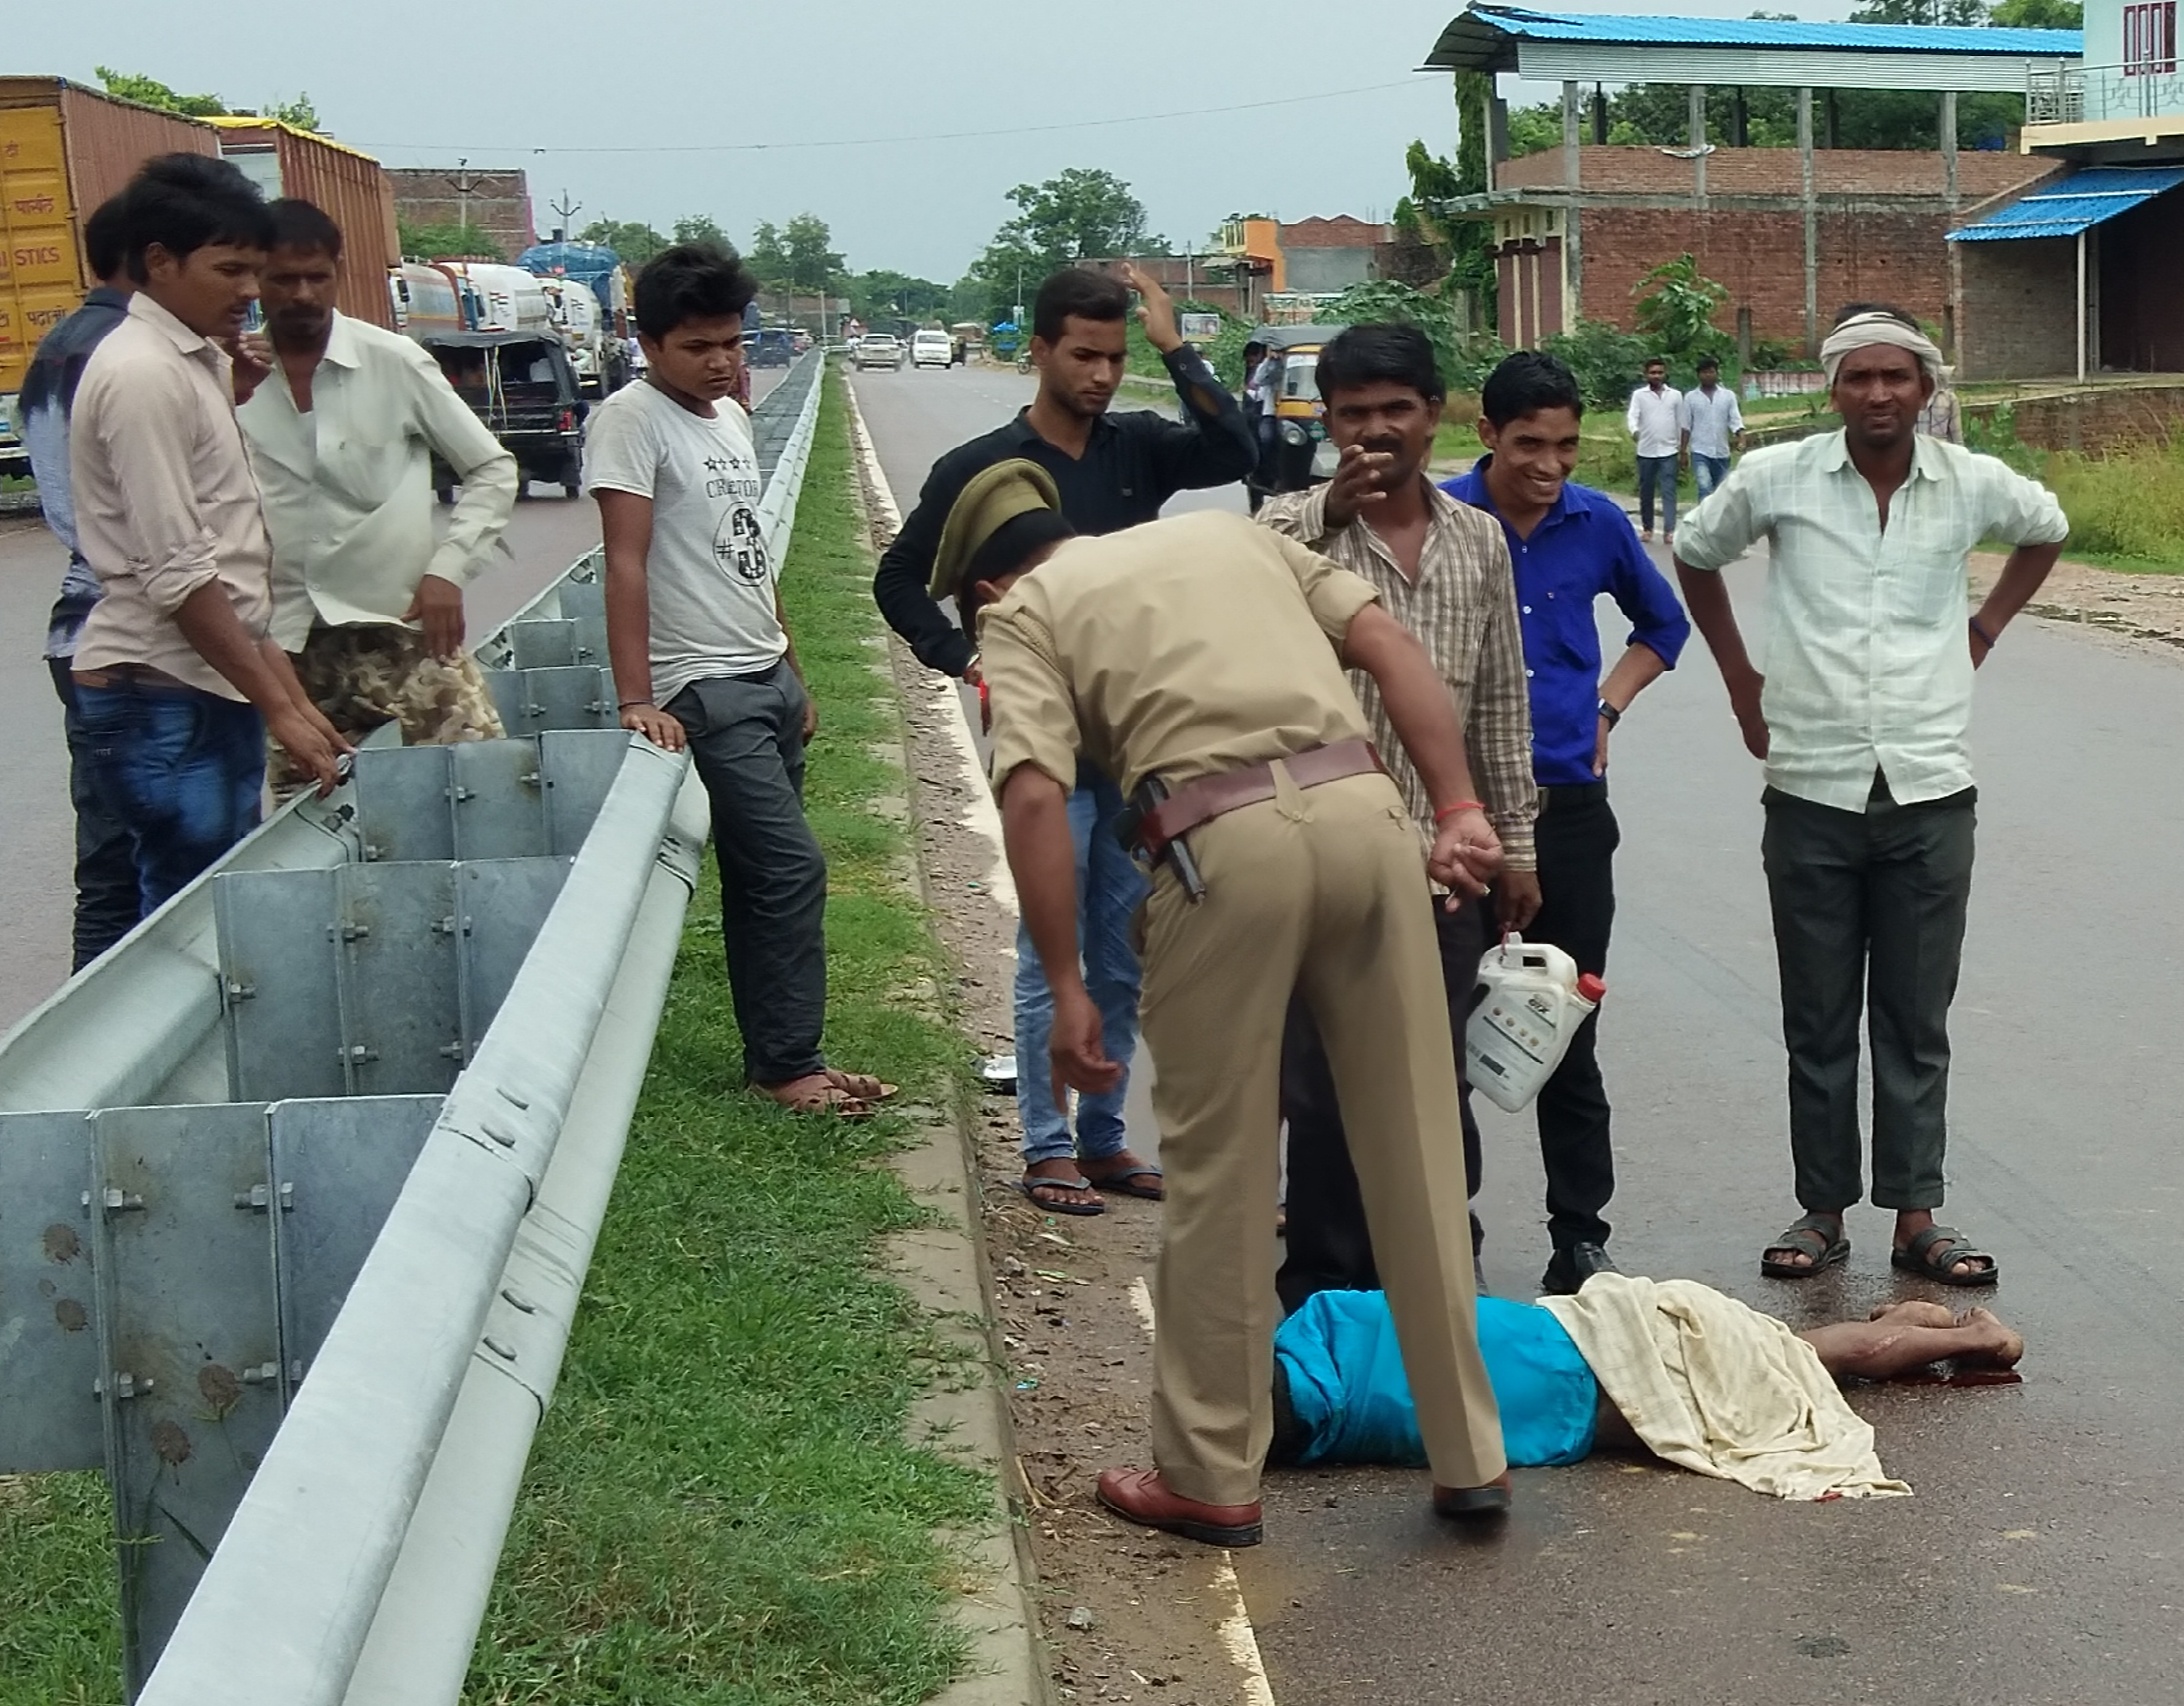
[1577, 973, 1607, 1004]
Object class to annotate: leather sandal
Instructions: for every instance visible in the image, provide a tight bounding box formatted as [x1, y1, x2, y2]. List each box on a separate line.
[1891, 1224, 1998, 1287]
[1761, 1213, 1849, 1279]
[1096, 1467, 1263, 1548]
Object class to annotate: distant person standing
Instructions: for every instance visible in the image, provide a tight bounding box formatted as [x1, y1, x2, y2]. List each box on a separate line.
[873, 262, 1255, 1214]
[239, 198, 517, 777]
[1625, 357, 1682, 545]
[1444, 351, 1690, 1294]
[1679, 355, 1744, 502]
[19, 195, 139, 968]
[1674, 308, 2067, 1287]
[586, 241, 895, 1117]
[70, 155, 348, 918]
[1919, 364, 1965, 444]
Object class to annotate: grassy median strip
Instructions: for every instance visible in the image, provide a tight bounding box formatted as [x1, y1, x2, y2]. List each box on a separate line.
[468, 367, 988, 1704]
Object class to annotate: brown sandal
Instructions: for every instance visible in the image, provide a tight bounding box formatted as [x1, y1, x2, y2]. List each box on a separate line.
[756, 1075, 876, 1120]
[822, 1067, 898, 1102]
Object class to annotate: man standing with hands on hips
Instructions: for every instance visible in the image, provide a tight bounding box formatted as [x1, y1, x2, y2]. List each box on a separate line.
[873, 263, 1254, 1215]
[1445, 351, 1689, 1294]
[1673, 308, 2066, 1286]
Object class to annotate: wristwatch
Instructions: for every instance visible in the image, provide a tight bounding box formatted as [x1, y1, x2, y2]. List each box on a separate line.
[1597, 698, 1623, 728]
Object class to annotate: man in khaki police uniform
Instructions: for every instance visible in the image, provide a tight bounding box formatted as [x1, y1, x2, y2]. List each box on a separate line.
[939, 460, 1511, 1545]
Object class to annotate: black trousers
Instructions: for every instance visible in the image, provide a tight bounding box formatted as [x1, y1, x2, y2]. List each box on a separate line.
[1761, 783, 1974, 1213]
[49, 658, 143, 971]
[1276, 893, 1486, 1316]
[1512, 787, 1620, 1254]
[665, 664, 830, 1086]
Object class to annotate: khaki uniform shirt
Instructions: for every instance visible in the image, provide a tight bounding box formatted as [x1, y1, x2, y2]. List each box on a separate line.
[980, 510, 1380, 800]
[69, 293, 275, 700]
[1258, 481, 1537, 871]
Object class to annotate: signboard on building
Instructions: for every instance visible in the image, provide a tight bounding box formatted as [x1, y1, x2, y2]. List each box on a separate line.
[1179, 311, 1225, 343]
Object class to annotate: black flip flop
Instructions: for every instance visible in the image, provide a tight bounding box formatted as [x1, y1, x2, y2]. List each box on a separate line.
[1014, 1173, 1106, 1217]
[1891, 1224, 1999, 1287]
[1083, 1162, 1164, 1201]
[1761, 1213, 1850, 1279]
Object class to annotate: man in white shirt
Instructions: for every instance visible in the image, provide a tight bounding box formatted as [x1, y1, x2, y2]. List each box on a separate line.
[585, 241, 893, 1118]
[1678, 355, 1744, 502]
[1624, 357, 1682, 545]
[1673, 308, 2068, 1290]
[239, 200, 516, 776]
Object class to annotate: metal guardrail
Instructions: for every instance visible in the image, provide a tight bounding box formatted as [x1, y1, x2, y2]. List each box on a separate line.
[2027, 60, 2184, 124]
[0, 350, 827, 1702]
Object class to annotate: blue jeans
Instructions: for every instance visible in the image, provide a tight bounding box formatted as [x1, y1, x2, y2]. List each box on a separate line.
[1691, 453, 1731, 500]
[1015, 770, 1147, 1168]
[74, 678, 265, 920]
[1635, 454, 1679, 537]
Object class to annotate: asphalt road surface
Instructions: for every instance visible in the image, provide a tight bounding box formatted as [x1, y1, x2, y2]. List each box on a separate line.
[852, 363, 2184, 1706]
[0, 368, 781, 1033]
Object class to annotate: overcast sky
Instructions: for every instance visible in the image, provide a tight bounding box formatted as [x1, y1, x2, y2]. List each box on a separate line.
[40, 0, 1856, 282]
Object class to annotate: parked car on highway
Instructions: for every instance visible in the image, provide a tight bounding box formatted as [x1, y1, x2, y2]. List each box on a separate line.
[911, 329, 953, 369]
[750, 327, 797, 368]
[854, 333, 906, 371]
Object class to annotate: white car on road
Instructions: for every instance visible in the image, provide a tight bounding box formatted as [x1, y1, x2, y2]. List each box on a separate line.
[911, 329, 954, 369]
[853, 334, 906, 371]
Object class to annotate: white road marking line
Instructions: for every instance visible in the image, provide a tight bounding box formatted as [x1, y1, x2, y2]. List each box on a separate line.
[1124, 1272, 1279, 1706]
[841, 377, 1017, 916]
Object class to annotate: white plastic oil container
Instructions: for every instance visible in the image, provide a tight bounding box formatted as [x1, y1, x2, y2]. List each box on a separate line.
[1465, 935, 1606, 1113]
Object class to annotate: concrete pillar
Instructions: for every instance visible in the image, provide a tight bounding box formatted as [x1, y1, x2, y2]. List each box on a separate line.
[1940, 90, 1959, 209]
[1798, 87, 1819, 356]
[1563, 80, 1581, 191]
[1824, 90, 1839, 149]
[1488, 94, 1510, 187]
[1562, 80, 1583, 325]
[1690, 83, 1708, 205]
[1593, 84, 1609, 145]
[1732, 89, 1750, 147]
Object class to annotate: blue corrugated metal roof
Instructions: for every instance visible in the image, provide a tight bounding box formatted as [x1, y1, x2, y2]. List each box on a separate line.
[1947, 167, 2184, 241]
[1448, 5, 2081, 55]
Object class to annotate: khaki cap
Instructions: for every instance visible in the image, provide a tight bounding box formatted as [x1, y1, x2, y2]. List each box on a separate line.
[930, 458, 1063, 600]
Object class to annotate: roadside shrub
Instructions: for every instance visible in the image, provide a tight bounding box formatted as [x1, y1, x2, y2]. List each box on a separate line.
[1541, 320, 1654, 408]
[2043, 434, 2184, 564]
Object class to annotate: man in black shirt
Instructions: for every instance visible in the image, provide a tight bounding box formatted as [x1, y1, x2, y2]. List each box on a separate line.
[873, 264, 1254, 1214]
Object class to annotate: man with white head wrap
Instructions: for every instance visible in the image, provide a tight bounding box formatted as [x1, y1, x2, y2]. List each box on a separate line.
[1670, 304, 2068, 1288]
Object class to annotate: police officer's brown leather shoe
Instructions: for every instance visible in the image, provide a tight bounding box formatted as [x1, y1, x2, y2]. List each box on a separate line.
[1432, 1470, 1513, 1520]
[1095, 1467, 1263, 1548]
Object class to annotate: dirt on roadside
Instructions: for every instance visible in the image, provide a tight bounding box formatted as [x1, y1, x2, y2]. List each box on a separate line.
[1971, 550, 2184, 650]
[859, 463, 1267, 1706]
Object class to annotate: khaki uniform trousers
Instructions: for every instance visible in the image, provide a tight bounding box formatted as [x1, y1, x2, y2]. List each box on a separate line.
[1136, 764, 1506, 1507]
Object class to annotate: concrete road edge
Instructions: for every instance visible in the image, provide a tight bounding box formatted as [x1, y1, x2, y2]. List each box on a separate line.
[842, 369, 1056, 1706]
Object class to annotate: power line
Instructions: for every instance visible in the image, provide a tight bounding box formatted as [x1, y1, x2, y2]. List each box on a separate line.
[354, 78, 1425, 159]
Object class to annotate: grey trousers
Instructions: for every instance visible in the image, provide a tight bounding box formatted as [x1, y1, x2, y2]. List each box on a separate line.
[1761, 782, 1975, 1213]
[665, 665, 829, 1085]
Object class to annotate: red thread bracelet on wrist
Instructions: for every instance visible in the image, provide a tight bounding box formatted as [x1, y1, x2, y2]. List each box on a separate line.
[1433, 800, 1486, 823]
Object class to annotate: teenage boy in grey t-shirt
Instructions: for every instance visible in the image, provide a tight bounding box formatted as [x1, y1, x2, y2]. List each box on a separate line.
[583, 241, 893, 1117]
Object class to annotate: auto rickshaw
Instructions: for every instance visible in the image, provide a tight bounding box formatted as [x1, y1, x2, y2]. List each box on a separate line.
[1249, 324, 1345, 504]
[422, 330, 589, 499]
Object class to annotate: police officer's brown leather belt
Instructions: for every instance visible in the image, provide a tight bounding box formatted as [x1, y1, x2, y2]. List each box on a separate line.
[1133, 738, 1386, 861]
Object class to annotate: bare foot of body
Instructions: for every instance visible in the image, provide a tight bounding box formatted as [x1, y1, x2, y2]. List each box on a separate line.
[1802, 1300, 2023, 1381]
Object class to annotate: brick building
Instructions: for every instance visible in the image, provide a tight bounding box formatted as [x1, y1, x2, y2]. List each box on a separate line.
[1425, 4, 2083, 358]
[1483, 146, 2056, 351]
[387, 166, 535, 260]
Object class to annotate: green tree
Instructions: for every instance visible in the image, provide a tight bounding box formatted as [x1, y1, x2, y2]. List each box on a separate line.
[1850, 0, 1989, 22]
[849, 269, 952, 327]
[397, 217, 502, 261]
[1631, 253, 1731, 356]
[673, 214, 729, 247]
[1001, 168, 1153, 266]
[95, 66, 228, 116]
[747, 221, 790, 285]
[955, 230, 1049, 326]
[1988, 0, 2080, 23]
[782, 214, 845, 293]
[578, 217, 668, 266]
[265, 93, 320, 130]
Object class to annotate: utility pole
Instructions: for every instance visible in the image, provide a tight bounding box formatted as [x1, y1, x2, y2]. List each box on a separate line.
[445, 158, 489, 250]
[548, 189, 582, 243]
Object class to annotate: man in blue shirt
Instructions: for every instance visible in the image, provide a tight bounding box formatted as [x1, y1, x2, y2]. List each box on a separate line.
[1442, 352, 1690, 1294]
[19, 196, 140, 970]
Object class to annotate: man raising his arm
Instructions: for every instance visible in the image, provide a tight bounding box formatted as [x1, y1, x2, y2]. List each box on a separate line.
[1673, 308, 2067, 1286]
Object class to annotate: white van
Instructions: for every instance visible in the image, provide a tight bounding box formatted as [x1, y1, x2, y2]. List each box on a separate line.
[911, 328, 954, 369]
